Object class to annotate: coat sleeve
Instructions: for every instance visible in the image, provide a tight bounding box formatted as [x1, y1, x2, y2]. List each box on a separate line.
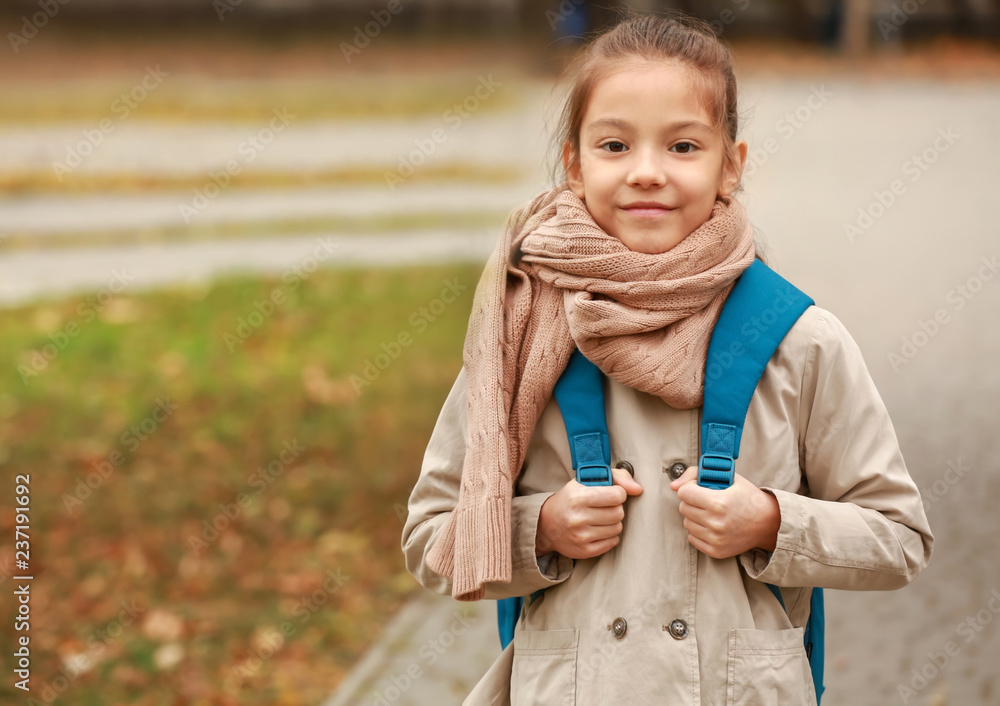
[739, 308, 934, 591]
[401, 366, 573, 600]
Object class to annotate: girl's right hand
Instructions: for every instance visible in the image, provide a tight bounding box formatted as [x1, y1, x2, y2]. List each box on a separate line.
[535, 468, 643, 559]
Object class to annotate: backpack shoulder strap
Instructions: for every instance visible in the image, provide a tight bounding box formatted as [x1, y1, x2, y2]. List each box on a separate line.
[497, 348, 611, 650]
[552, 349, 613, 487]
[698, 259, 824, 704]
[698, 259, 814, 489]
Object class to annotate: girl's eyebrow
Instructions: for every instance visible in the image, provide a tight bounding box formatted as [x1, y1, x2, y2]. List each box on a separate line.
[584, 117, 713, 134]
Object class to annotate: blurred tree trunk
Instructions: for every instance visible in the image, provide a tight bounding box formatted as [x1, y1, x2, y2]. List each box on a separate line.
[841, 0, 872, 56]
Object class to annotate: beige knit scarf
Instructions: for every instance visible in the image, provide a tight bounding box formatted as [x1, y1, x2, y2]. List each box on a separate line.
[425, 184, 756, 601]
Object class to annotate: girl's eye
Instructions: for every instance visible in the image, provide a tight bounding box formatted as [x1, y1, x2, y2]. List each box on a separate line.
[601, 141, 627, 153]
[671, 142, 696, 154]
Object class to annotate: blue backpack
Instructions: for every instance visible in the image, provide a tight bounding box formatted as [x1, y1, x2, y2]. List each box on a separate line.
[496, 259, 825, 704]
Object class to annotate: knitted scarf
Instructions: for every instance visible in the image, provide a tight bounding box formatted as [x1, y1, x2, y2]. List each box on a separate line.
[425, 184, 756, 601]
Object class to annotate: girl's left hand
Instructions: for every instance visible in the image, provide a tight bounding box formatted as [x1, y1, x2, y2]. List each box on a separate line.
[669, 466, 780, 559]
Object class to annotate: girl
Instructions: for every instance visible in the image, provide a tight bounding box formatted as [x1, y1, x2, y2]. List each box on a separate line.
[402, 12, 933, 705]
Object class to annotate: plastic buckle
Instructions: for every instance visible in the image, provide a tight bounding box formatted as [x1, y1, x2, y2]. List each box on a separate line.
[576, 464, 613, 487]
[697, 453, 735, 490]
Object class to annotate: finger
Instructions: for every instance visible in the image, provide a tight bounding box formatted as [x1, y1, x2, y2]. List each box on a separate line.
[676, 478, 722, 511]
[668, 465, 698, 491]
[684, 531, 723, 559]
[586, 504, 626, 527]
[586, 522, 624, 542]
[611, 467, 644, 496]
[677, 501, 715, 528]
[583, 484, 628, 508]
[682, 517, 713, 544]
[582, 535, 621, 558]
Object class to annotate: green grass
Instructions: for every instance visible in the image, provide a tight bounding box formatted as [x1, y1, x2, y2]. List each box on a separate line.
[0, 74, 521, 125]
[0, 208, 511, 252]
[0, 164, 524, 198]
[0, 262, 483, 705]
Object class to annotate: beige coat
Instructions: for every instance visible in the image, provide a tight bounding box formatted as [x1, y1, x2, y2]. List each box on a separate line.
[402, 305, 933, 705]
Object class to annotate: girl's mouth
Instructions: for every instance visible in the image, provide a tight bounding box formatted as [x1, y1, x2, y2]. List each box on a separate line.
[622, 206, 675, 218]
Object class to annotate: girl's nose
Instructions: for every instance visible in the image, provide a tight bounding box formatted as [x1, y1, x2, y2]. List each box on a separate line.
[626, 148, 667, 188]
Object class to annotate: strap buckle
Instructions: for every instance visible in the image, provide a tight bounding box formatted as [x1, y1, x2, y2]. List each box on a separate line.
[697, 453, 735, 489]
[576, 463, 613, 487]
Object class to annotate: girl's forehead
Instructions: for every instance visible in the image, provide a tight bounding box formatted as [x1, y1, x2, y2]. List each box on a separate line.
[591, 59, 699, 99]
[583, 59, 714, 124]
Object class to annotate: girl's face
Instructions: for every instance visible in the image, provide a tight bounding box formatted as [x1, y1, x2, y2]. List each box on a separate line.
[564, 60, 747, 254]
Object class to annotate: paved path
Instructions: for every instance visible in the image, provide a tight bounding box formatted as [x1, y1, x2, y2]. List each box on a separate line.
[321, 592, 499, 706]
[0, 228, 497, 306]
[0, 182, 537, 236]
[0, 84, 553, 176]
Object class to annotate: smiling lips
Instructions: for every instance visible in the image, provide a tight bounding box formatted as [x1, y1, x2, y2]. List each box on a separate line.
[622, 201, 675, 218]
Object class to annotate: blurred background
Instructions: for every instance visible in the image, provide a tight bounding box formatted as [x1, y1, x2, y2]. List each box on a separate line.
[0, 1, 998, 704]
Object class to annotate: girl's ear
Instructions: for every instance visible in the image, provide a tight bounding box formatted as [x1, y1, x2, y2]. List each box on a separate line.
[562, 142, 585, 200]
[720, 140, 749, 197]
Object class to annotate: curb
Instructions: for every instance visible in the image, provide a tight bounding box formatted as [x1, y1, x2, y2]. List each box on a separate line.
[322, 590, 500, 706]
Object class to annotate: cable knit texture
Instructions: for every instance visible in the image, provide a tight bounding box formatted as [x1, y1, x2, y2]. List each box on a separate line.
[425, 184, 756, 600]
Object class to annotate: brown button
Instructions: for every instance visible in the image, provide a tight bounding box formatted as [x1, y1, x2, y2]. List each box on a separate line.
[615, 460, 634, 477]
[611, 617, 627, 639]
[667, 462, 687, 480]
[667, 618, 689, 640]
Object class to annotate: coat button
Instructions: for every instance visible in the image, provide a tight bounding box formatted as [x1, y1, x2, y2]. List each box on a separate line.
[667, 619, 689, 640]
[611, 617, 627, 639]
[615, 460, 634, 477]
[667, 462, 687, 480]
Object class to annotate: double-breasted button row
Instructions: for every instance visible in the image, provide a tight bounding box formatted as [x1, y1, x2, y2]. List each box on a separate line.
[613, 460, 688, 479]
[609, 617, 688, 640]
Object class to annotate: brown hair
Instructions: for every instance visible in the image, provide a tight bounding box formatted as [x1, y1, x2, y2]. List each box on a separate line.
[551, 10, 743, 193]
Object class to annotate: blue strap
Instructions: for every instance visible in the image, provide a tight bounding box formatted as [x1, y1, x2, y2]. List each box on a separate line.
[497, 596, 521, 649]
[806, 587, 826, 704]
[698, 259, 814, 489]
[552, 349, 612, 487]
[498, 349, 611, 649]
[699, 260, 824, 702]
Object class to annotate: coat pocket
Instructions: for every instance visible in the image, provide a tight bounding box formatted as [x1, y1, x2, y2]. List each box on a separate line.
[510, 629, 579, 706]
[726, 627, 816, 706]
